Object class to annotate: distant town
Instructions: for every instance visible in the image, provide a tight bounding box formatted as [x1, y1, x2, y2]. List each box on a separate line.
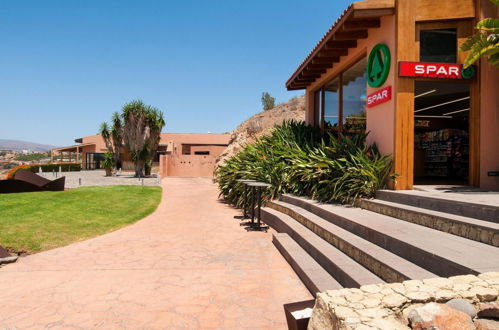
[0, 150, 52, 179]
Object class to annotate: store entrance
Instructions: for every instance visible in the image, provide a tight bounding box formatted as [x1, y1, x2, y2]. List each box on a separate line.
[414, 81, 470, 185]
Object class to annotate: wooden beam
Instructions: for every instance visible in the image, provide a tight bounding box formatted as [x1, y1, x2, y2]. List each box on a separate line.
[352, 8, 394, 18]
[393, 0, 416, 190]
[334, 30, 368, 40]
[317, 49, 348, 57]
[343, 19, 380, 30]
[303, 69, 326, 75]
[352, 0, 395, 10]
[298, 73, 321, 80]
[311, 57, 339, 65]
[324, 40, 357, 49]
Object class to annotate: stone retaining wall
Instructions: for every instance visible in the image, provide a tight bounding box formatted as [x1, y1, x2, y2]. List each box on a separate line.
[308, 272, 499, 329]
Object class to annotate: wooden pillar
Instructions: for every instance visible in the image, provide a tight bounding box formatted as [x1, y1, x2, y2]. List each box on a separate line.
[393, 0, 417, 190]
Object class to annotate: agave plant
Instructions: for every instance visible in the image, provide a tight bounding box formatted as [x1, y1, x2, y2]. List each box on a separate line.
[460, 0, 499, 68]
[216, 120, 395, 206]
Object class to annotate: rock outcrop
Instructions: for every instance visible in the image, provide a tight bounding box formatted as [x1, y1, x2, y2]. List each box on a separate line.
[216, 96, 305, 166]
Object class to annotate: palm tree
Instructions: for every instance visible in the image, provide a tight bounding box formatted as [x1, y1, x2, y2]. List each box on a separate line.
[144, 108, 166, 176]
[101, 100, 165, 177]
[110, 112, 124, 169]
[99, 113, 124, 169]
[460, 0, 499, 68]
[122, 100, 150, 177]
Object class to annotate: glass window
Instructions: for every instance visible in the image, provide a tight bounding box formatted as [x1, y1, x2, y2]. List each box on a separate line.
[314, 89, 322, 127]
[342, 58, 367, 132]
[324, 77, 340, 129]
[420, 28, 457, 63]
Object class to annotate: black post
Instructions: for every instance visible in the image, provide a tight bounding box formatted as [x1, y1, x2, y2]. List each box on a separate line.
[250, 186, 255, 225]
[243, 184, 247, 218]
[257, 187, 262, 228]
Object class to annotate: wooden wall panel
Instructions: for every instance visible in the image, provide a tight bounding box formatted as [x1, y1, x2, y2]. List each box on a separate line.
[415, 0, 475, 21]
[394, 0, 417, 190]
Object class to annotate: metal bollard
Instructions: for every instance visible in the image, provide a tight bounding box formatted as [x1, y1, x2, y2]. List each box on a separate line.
[141, 178, 144, 186]
[79, 178, 82, 186]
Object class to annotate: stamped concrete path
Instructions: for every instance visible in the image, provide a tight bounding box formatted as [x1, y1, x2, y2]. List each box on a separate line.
[0, 178, 311, 329]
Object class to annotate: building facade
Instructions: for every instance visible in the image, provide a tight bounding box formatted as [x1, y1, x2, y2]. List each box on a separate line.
[286, 0, 499, 190]
[53, 133, 230, 177]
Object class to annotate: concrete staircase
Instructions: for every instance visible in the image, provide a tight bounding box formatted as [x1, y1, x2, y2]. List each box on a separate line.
[262, 191, 499, 297]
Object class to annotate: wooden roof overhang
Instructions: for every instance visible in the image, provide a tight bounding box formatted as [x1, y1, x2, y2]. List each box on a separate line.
[286, 0, 395, 91]
[52, 142, 95, 153]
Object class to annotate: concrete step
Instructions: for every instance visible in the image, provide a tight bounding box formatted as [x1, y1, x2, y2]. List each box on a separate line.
[359, 198, 499, 247]
[281, 194, 499, 277]
[272, 232, 342, 296]
[376, 190, 499, 223]
[266, 200, 435, 283]
[263, 206, 384, 288]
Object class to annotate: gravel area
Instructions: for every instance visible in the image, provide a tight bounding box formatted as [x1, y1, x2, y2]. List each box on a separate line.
[39, 170, 161, 188]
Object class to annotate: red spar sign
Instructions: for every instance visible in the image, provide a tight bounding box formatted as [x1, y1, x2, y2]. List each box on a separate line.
[398, 61, 474, 79]
[367, 86, 392, 108]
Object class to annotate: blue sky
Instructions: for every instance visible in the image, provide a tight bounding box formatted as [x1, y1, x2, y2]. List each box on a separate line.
[0, 0, 352, 146]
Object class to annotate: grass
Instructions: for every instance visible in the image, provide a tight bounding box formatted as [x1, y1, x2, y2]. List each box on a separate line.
[0, 185, 162, 253]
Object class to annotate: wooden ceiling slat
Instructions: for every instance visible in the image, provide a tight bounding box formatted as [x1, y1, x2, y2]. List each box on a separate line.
[317, 49, 348, 57]
[334, 30, 368, 40]
[353, 8, 394, 18]
[311, 57, 340, 65]
[324, 40, 358, 49]
[343, 19, 380, 30]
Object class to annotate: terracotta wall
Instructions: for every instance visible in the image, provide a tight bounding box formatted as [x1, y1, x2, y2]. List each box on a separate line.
[160, 154, 217, 177]
[478, 0, 499, 190]
[365, 15, 396, 157]
[190, 145, 227, 155]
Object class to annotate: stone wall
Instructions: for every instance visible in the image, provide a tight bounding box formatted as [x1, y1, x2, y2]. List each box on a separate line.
[308, 272, 499, 330]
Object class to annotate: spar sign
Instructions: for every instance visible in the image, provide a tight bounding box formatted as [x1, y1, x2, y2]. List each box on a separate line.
[399, 61, 475, 79]
[367, 86, 392, 108]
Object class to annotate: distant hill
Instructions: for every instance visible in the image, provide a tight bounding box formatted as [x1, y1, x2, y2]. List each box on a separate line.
[0, 139, 57, 152]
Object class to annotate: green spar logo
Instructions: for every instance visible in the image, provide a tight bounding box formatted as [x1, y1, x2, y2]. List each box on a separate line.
[367, 44, 391, 88]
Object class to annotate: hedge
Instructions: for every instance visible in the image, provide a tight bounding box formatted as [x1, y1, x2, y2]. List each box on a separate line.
[6, 163, 81, 179]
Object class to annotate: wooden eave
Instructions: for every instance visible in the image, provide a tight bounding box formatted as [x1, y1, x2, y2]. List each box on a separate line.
[286, 0, 395, 91]
[52, 142, 95, 153]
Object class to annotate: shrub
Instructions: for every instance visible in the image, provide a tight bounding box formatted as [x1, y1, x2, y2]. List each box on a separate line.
[6, 163, 81, 179]
[216, 120, 394, 206]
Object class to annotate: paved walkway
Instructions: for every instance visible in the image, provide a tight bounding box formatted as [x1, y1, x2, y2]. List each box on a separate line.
[0, 178, 310, 329]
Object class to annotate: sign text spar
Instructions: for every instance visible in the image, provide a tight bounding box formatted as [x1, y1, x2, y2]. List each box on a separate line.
[399, 61, 475, 79]
[367, 86, 392, 108]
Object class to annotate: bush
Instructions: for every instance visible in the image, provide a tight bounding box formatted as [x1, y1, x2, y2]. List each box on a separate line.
[6, 163, 81, 179]
[216, 120, 394, 206]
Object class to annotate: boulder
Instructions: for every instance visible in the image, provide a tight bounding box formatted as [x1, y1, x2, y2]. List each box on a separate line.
[408, 303, 475, 330]
[474, 318, 499, 330]
[477, 302, 499, 319]
[446, 298, 477, 318]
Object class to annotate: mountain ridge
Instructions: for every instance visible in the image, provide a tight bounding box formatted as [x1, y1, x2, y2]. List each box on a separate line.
[0, 139, 57, 152]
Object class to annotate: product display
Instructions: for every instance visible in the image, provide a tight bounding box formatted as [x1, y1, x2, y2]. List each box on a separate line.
[415, 129, 468, 179]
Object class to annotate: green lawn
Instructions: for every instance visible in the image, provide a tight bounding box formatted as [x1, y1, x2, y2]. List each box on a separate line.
[0, 185, 162, 253]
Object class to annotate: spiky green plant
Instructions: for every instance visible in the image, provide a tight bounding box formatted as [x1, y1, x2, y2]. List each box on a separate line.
[216, 120, 395, 206]
[460, 0, 499, 68]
